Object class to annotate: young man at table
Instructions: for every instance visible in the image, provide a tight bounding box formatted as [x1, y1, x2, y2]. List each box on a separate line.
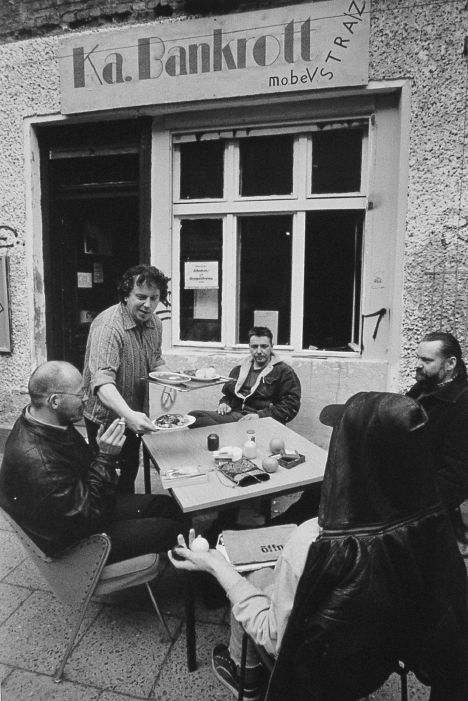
[169, 392, 468, 701]
[0, 361, 186, 563]
[189, 326, 301, 427]
[83, 264, 167, 494]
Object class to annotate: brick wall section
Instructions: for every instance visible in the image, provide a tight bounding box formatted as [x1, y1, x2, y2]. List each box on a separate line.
[0, 0, 309, 43]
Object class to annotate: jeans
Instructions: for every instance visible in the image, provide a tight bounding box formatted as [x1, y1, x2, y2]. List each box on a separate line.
[228, 568, 275, 668]
[85, 417, 141, 494]
[188, 409, 245, 428]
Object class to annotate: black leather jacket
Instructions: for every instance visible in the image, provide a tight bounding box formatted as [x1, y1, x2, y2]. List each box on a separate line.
[266, 393, 468, 700]
[0, 410, 118, 555]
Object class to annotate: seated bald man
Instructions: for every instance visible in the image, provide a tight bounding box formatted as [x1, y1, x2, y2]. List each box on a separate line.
[0, 361, 186, 563]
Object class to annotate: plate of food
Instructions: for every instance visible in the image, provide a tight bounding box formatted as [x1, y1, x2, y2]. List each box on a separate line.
[152, 413, 196, 430]
[148, 371, 192, 385]
[186, 366, 222, 382]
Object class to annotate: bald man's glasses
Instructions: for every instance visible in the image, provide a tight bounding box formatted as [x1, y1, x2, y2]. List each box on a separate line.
[49, 390, 87, 400]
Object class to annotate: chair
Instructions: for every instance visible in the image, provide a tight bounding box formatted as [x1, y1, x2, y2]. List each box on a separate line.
[0, 507, 172, 683]
[238, 632, 409, 701]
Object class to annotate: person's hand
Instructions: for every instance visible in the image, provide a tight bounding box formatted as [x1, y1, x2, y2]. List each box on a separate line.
[217, 403, 232, 416]
[167, 530, 228, 573]
[238, 413, 259, 422]
[97, 418, 127, 455]
[125, 410, 158, 435]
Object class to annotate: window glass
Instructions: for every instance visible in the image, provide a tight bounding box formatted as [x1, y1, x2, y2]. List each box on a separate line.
[303, 211, 363, 350]
[240, 135, 293, 196]
[179, 141, 224, 199]
[179, 219, 222, 341]
[51, 154, 138, 191]
[238, 215, 292, 345]
[311, 129, 362, 193]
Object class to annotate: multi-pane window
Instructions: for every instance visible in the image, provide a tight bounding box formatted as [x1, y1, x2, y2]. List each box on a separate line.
[172, 121, 368, 352]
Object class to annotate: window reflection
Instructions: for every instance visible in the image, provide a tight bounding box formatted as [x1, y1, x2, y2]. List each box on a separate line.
[311, 129, 362, 193]
[238, 215, 292, 344]
[180, 141, 224, 199]
[240, 135, 293, 196]
[179, 219, 222, 342]
[303, 211, 363, 350]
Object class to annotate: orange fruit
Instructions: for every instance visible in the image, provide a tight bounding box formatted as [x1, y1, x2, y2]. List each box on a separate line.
[269, 438, 285, 454]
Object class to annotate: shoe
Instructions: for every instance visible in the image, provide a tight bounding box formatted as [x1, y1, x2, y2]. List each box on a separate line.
[211, 644, 264, 700]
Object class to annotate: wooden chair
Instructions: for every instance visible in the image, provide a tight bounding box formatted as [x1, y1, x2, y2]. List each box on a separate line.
[238, 631, 409, 701]
[1, 507, 172, 683]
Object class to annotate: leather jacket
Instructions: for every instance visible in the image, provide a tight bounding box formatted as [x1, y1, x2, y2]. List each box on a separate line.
[266, 392, 468, 700]
[220, 353, 301, 424]
[0, 410, 118, 555]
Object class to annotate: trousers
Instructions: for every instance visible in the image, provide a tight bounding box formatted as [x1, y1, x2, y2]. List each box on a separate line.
[105, 494, 188, 564]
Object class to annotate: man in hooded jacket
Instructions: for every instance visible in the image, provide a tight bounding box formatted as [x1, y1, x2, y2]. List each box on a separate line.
[188, 326, 301, 427]
[168, 392, 468, 700]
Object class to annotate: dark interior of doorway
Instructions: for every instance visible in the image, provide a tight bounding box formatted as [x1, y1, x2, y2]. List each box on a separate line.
[39, 119, 151, 370]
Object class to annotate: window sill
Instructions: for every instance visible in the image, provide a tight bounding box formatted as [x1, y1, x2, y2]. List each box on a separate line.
[168, 344, 362, 360]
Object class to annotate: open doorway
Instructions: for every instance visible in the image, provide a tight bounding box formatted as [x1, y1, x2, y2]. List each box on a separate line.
[39, 119, 151, 369]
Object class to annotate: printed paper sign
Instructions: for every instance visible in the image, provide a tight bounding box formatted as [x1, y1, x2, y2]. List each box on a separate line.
[77, 272, 93, 289]
[194, 289, 219, 319]
[185, 261, 218, 289]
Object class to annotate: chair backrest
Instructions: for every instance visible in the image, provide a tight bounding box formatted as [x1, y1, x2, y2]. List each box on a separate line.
[1, 506, 53, 562]
[0, 506, 111, 607]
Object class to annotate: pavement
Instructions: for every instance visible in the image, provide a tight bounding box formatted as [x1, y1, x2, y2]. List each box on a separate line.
[0, 452, 431, 700]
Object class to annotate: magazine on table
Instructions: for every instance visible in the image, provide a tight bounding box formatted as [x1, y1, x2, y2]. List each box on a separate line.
[160, 466, 208, 489]
[216, 524, 297, 573]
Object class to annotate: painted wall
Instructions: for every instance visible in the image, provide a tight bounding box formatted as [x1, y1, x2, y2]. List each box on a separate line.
[0, 0, 466, 441]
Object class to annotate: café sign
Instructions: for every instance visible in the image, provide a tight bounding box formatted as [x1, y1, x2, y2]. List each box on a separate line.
[59, 0, 369, 114]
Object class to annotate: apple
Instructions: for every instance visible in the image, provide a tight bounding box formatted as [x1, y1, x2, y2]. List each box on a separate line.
[190, 535, 210, 552]
[262, 456, 279, 473]
[269, 438, 285, 455]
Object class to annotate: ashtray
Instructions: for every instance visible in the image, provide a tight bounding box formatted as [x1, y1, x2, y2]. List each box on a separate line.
[277, 453, 305, 469]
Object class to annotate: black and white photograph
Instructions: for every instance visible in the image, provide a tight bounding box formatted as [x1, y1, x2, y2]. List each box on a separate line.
[0, 1, 466, 699]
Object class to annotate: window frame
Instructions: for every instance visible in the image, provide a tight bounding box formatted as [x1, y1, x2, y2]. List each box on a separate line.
[170, 116, 372, 355]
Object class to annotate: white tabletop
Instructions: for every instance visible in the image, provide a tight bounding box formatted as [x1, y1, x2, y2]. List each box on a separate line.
[142, 417, 327, 513]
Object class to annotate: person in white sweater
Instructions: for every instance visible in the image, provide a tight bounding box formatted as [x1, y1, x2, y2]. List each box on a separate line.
[168, 519, 320, 700]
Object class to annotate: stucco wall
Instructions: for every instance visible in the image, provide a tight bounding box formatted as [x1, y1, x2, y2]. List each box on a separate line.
[0, 0, 466, 435]
[369, 0, 468, 384]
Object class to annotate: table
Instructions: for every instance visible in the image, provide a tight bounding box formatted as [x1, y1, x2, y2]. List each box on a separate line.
[143, 417, 327, 513]
[142, 417, 327, 672]
[143, 375, 230, 492]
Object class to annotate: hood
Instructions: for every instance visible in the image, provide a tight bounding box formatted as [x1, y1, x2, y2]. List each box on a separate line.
[318, 392, 441, 530]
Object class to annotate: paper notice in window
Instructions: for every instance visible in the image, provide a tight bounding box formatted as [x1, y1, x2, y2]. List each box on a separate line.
[184, 261, 218, 289]
[193, 289, 218, 319]
[77, 272, 92, 289]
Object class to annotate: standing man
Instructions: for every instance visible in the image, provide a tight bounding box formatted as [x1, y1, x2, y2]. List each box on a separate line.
[0, 362, 185, 562]
[83, 264, 168, 493]
[189, 326, 301, 427]
[407, 331, 468, 523]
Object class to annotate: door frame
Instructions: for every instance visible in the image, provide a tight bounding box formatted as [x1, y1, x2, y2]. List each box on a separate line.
[36, 117, 152, 364]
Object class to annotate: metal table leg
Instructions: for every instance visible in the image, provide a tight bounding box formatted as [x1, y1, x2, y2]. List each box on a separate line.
[185, 574, 197, 671]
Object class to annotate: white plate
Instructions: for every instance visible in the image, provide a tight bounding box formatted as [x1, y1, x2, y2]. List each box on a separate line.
[148, 371, 192, 385]
[152, 414, 196, 431]
[186, 370, 222, 382]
